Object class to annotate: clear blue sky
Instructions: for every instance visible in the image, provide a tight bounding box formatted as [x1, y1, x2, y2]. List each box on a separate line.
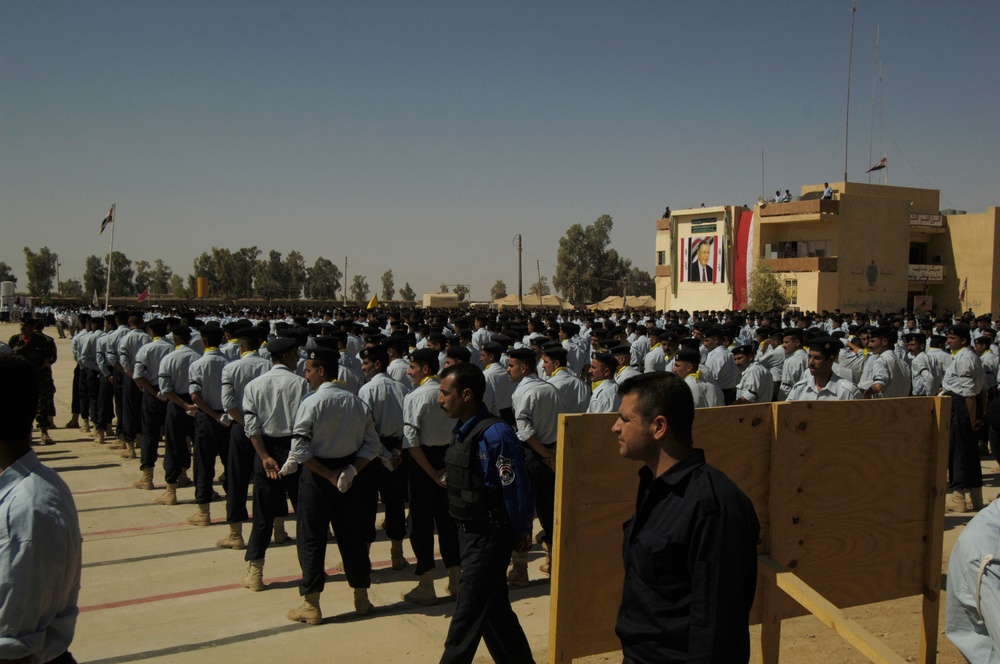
[2, 1, 997, 299]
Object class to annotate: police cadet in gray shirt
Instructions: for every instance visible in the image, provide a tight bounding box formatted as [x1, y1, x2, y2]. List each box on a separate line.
[507, 346, 562, 584]
[185, 324, 230, 527]
[131, 319, 174, 492]
[786, 337, 862, 401]
[358, 344, 410, 571]
[732, 344, 774, 404]
[216, 326, 270, 550]
[541, 344, 589, 414]
[283, 347, 387, 623]
[117, 314, 151, 459]
[778, 328, 808, 401]
[240, 337, 309, 592]
[153, 325, 200, 506]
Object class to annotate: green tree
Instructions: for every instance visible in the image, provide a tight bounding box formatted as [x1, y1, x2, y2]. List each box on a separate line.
[439, 283, 450, 293]
[134, 260, 151, 294]
[211, 247, 237, 298]
[305, 257, 341, 299]
[285, 250, 307, 299]
[350, 274, 370, 302]
[453, 284, 469, 302]
[255, 250, 289, 299]
[23, 246, 58, 297]
[399, 282, 416, 302]
[108, 251, 134, 296]
[168, 274, 189, 298]
[0, 262, 17, 285]
[59, 279, 84, 298]
[747, 262, 789, 311]
[381, 270, 395, 301]
[150, 259, 173, 295]
[234, 247, 261, 299]
[623, 266, 655, 296]
[490, 279, 507, 300]
[83, 255, 106, 298]
[553, 215, 631, 304]
[528, 276, 551, 296]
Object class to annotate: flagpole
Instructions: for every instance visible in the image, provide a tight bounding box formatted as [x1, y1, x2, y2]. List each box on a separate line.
[104, 203, 115, 311]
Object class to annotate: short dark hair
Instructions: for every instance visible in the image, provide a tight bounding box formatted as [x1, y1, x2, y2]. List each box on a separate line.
[440, 362, 486, 404]
[0, 355, 39, 445]
[618, 372, 694, 445]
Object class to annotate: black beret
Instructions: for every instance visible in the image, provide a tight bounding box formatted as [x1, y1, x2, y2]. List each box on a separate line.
[507, 347, 537, 363]
[267, 337, 299, 357]
[781, 328, 804, 342]
[313, 336, 340, 351]
[410, 348, 439, 364]
[610, 345, 632, 357]
[541, 345, 568, 360]
[481, 342, 504, 360]
[170, 324, 192, 338]
[949, 324, 971, 340]
[235, 327, 260, 342]
[731, 344, 754, 357]
[902, 332, 926, 344]
[675, 349, 702, 364]
[307, 347, 340, 363]
[806, 336, 843, 355]
[592, 352, 617, 369]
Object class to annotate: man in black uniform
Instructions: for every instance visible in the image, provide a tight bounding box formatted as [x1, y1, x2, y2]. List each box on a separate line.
[8, 315, 58, 444]
[438, 362, 536, 664]
[613, 372, 759, 663]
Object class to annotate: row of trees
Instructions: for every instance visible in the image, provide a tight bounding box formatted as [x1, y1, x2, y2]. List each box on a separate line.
[15, 217, 655, 304]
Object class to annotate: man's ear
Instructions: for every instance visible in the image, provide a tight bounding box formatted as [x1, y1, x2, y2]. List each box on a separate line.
[650, 414, 669, 441]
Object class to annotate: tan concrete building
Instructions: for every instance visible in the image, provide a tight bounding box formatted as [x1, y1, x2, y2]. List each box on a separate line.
[654, 181, 1000, 315]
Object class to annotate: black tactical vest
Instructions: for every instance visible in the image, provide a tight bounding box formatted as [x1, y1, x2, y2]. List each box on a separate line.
[445, 416, 504, 521]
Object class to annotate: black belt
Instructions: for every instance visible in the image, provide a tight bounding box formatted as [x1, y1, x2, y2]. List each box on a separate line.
[380, 435, 403, 450]
[456, 510, 508, 534]
[262, 435, 293, 449]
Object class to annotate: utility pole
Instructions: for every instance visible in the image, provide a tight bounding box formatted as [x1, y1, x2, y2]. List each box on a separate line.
[844, 0, 857, 184]
[344, 257, 348, 307]
[55, 261, 61, 296]
[516, 234, 523, 312]
[536, 260, 541, 300]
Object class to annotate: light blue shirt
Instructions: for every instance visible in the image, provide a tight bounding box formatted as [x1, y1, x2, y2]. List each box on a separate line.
[288, 382, 382, 463]
[947, 500, 1000, 662]
[0, 451, 82, 662]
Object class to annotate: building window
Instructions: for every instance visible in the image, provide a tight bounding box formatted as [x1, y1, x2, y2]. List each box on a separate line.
[764, 240, 830, 259]
[657, 251, 666, 266]
[784, 279, 798, 306]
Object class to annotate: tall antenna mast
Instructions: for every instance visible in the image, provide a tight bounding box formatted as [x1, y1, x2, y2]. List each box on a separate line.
[844, 0, 857, 184]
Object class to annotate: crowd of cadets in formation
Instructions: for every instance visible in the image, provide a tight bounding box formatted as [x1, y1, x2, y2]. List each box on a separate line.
[8, 304, 999, 615]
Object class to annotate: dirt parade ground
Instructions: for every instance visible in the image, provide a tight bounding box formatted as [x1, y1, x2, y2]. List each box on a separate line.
[6, 321, 986, 663]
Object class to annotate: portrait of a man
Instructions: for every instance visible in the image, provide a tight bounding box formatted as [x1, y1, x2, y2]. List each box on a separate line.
[688, 238, 714, 282]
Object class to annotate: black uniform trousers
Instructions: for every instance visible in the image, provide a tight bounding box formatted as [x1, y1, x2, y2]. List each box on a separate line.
[82, 368, 98, 424]
[226, 422, 254, 523]
[121, 376, 142, 442]
[354, 460, 383, 545]
[722, 387, 737, 406]
[163, 396, 194, 484]
[245, 436, 298, 562]
[139, 392, 167, 470]
[95, 372, 115, 430]
[409, 445, 460, 575]
[297, 455, 371, 594]
[949, 394, 984, 491]
[70, 364, 81, 416]
[193, 411, 229, 504]
[440, 520, 536, 664]
[523, 443, 555, 547]
[112, 371, 125, 431]
[376, 435, 408, 542]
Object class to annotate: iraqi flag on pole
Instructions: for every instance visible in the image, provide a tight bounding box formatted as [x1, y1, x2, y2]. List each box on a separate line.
[866, 156, 887, 173]
[137, 287, 150, 303]
[960, 277, 968, 303]
[100, 204, 115, 235]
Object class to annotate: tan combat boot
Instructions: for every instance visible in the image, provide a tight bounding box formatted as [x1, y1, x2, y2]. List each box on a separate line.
[273, 517, 292, 544]
[38, 428, 54, 445]
[507, 551, 530, 587]
[153, 483, 178, 505]
[186, 503, 211, 526]
[390, 539, 409, 570]
[64, 414, 79, 429]
[175, 470, 193, 488]
[354, 587, 372, 616]
[80, 418, 91, 433]
[402, 571, 438, 605]
[970, 487, 986, 511]
[287, 592, 322, 624]
[447, 565, 462, 598]
[132, 468, 154, 490]
[216, 523, 246, 550]
[109, 435, 126, 450]
[242, 560, 265, 591]
[539, 553, 552, 576]
[94, 429, 105, 445]
[947, 490, 968, 513]
[120, 440, 137, 460]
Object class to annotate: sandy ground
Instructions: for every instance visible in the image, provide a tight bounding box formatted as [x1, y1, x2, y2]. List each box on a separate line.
[5, 321, 982, 663]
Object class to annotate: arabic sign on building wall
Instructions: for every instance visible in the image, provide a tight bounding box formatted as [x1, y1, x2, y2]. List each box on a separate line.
[907, 264, 945, 281]
[909, 213, 943, 227]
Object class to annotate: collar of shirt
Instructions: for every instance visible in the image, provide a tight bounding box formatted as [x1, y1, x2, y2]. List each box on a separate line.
[452, 404, 493, 438]
[592, 379, 607, 391]
[420, 375, 439, 387]
[0, 449, 40, 504]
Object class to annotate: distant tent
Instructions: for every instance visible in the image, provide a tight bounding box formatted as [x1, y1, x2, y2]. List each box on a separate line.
[587, 295, 656, 311]
[492, 293, 574, 310]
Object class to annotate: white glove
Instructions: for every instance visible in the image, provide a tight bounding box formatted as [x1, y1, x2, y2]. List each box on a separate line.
[219, 413, 232, 428]
[337, 464, 358, 493]
[156, 391, 168, 402]
[382, 449, 402, 471]
[279, 458, 300, 477]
